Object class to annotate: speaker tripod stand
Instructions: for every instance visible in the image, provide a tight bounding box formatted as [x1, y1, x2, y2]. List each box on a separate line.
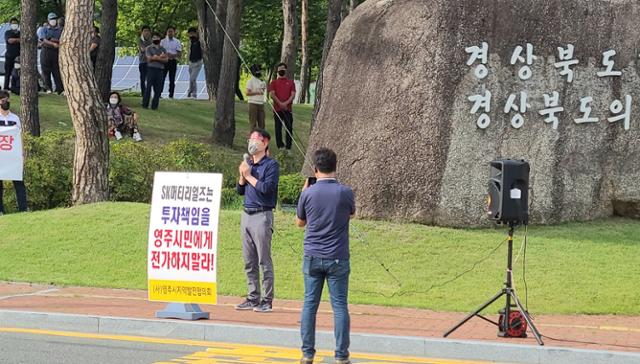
[443, 223, 544, 345]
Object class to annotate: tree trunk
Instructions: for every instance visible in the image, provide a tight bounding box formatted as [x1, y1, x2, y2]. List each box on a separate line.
[341, 0, 349, 20]
[196, 0, 219, 100]
[212, 0, 228, 98]
[297, 0, 309, 104]
[213, 0, 241, 147]
[20, 0, 40, 136]
[312, 0, 342, 128]
[95, 0, 117, 101]
[350, 0, 359, 12]
[60, 0, 110, 204]
[280, 0, 297, 79]
[305, 67, 311, 104]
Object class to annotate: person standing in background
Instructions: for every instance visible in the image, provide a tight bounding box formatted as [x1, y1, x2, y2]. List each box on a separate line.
[3, 18, 20, 92]
[268, 63, 296, 151]
[138, 25, 151, 95]
[36, 21, 48, 47]
[41, 12, 64, 95]
[160, 26, 182, 99]
[186, 27, 203, 99]
[89, 26, 101, 70]
[142, 32, 168, 110]
[246, 64, 266, 131]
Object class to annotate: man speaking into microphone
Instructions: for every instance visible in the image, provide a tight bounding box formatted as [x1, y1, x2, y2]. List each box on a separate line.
[236, 129, 280, 313]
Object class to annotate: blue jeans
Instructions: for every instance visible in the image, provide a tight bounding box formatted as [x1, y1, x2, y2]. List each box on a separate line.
[300, 255, 350, 360]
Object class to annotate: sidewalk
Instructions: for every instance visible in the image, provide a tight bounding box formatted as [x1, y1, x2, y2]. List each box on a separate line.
[0, 281, 638, 357]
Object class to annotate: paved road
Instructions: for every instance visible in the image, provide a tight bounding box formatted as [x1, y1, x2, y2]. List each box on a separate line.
[0, 327, 493, 364]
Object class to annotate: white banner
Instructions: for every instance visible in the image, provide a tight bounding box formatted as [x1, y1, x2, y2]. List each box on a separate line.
[0, 126, 23, 181]
[147, 172, 223, 304]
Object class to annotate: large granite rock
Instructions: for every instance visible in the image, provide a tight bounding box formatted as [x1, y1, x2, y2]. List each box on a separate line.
[305, 0, 640, 226]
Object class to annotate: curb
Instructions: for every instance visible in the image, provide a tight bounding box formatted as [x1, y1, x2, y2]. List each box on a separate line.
[0, 310, 638, 364]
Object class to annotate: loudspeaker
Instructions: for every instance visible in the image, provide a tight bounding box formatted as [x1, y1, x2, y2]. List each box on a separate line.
[487, 159, 529, 224]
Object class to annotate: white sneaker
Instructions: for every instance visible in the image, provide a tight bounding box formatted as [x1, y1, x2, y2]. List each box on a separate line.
[114, 130, 123, 140]
[132, 132, 143, 142]
[46, 90, 52, 94]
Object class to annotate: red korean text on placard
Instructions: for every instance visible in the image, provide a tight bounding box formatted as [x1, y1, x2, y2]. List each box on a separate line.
[149, 250, 215, 272]
[0, 135, 14, 151]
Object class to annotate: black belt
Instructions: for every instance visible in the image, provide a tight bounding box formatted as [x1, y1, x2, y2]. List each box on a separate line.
[244, 207, 272, 215]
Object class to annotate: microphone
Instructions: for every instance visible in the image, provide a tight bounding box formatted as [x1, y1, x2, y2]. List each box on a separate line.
[243, 153, 251, 164]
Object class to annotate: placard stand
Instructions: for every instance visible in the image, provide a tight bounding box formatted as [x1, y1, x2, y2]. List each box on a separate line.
[156, 303, 210, 320]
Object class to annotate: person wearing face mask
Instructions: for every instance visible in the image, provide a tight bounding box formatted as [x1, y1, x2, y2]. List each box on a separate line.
[41, 12, 64, 95]
[4, 18, 20, 92]
[89, 26, 101, 70]
[142, 32, 169, 110]
[106, 91, 142, 142]
[236, 129, 280, 313]
[138, 25, 152, 95]
[186, 27, 203, 99]
[246, 64, 266, 131]
[0, 90, 28, 215]
[160, 26, 182, 99]
[268, 62, 296, 151]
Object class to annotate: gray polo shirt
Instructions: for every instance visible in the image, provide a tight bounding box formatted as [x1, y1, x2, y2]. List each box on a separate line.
[297, 179, 355, 260]
[146, 45, 167, 69]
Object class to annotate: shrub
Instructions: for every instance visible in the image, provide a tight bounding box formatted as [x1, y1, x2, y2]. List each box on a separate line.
[21, 132, 74, 211]
[161, 139, 215, 172]
[221, 187, 243, 209]
[109, 141, 167, 203]
[278, 173, 305, 206]
[270, 148, 309, 175]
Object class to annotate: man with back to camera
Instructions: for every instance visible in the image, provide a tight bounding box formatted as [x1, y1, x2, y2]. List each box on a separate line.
[295, 148, 355, 364]
[236, 129, 280, 313]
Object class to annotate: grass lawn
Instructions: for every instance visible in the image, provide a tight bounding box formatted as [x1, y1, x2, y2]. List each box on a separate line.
[0, 202, 638, 315]
[12, 93, 313, 160]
